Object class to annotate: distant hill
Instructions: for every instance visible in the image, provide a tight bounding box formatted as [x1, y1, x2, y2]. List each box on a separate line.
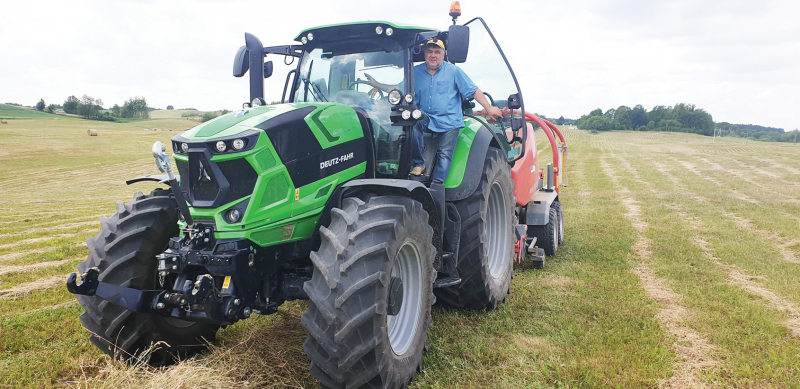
[0, 104, 64, 119]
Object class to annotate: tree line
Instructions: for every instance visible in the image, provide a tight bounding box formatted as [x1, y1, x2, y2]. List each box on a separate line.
[573, 103, 797, 143]
[36, 95, 150, 121]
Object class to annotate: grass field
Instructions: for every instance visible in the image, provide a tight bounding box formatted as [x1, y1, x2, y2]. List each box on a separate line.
[1, 115, 799, 388]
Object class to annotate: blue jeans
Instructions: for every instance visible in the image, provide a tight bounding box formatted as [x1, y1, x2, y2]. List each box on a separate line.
[411, 116, 460, 183]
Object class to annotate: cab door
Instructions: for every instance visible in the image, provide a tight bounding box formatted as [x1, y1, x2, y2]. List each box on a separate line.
[457, 17, 527, 163]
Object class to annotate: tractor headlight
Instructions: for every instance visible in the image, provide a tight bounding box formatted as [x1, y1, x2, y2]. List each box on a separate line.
[307, 32, 314, 41]
[401, 110, 411, 120]
[225, 209, 241, 223]
[232, 138, 245, 150]
[412, 109, 423, 120]
[181, 143, 189, 153]
[388, 89, 402, 105]
[375, 26, 383, 35]
[404, 94, 413, 103]
[251, 97, 264, 107]
[385, 27, 393, 36]
[215, 141, 227, 152]
[301, 37, 308, 44]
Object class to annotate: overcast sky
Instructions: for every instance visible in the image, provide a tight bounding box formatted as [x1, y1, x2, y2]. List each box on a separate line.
[2, 0, 798, 130]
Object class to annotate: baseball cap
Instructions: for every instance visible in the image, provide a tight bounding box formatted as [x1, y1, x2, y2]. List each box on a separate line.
[425, 38, 445, 50]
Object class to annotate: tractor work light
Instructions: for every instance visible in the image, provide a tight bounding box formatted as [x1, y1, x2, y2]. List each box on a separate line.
[307, 32, 314, 41]
[385, 27, 393, 36]
[404, 94, 413, 103]
[375, 26, 383, 35]
[215, 141, 227, 152]
[181, 143, 189, 153]
[251, 98, 264, 107]
[301, 37, 308, 44]
[412, 109, 423, 120]
[401, 110, 411, 120]
[226, 209, 241, 223]
[388, 89, 402, 105]
[232, 139, 245, 150]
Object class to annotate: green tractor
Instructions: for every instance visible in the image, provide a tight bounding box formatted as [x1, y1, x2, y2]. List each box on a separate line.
[68, 7, 568, 388]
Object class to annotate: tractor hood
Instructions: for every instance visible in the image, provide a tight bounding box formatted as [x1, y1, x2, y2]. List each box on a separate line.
[179, 103, 321, 140]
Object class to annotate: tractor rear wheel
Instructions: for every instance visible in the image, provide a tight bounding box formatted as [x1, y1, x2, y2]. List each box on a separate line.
[76, 189, 219, 365]
[302, 195, 435, 389]
[435, 147, 515, 310]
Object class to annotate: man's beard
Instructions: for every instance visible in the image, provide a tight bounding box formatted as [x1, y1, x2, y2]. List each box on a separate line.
[426, 61, 441, 71]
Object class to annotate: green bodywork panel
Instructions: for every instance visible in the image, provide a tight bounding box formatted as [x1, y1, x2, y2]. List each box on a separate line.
[174, 103, 366, 246]
[443, 116, 511, 189]
[295, 21, 435, 41]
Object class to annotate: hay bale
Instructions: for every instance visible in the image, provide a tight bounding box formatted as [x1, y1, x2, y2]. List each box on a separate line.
[87, 129, 98, 136]
[1, 119, 7, 124]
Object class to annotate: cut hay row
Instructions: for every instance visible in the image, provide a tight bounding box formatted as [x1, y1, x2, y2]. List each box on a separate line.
[0, 221, 97, 239]
[715, 155, 782, 179]
[642, 157, 800, 265]
[723, 212, 800, 264]
[0, 258, 73, 277]
[668, 206, 800, 337]
[0, 247, 55, 264]
[0, 229, 95, 251]
[0, 274, 69, 301]
[0, 300, 79, 321]
[646, 159, 710, 204]
[0, 158, 153, 189]
[600, 157, 719, 388]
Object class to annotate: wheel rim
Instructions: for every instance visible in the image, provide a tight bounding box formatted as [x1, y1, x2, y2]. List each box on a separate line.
[487, 181, 510, 279]
[552, 214, 558, 248]
[387, 240, 423, 356]
[559, 211, 564, 241]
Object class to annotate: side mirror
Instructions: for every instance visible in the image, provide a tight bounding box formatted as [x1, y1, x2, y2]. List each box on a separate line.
[233, 45, 249, 77]
[264, 61, 273, 78]
[447, 25, 469, 63]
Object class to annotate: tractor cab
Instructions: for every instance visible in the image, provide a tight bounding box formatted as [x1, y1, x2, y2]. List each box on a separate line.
[237, 17, 529, 182]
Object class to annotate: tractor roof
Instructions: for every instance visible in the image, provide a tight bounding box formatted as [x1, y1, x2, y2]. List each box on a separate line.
[294, 21, 437, 42]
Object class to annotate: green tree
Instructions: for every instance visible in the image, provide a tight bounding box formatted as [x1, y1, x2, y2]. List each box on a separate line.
[556, 116, 565, 125]
[63, 95, 79, 114]
[630, 104, 648, 129]
[589, 108, 603, 117]
[121, 97, 149, 118]
[36, 99, 46, 111]
[167, 105, 174, 110]
[615, 106, 631, 130]
[78, 95, 103, 119]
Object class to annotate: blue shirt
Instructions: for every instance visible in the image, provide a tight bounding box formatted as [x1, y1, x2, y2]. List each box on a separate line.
[413, 61, 477, 132]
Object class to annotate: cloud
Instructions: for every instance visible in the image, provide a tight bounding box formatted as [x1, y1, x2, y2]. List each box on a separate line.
[1, 0, 797, 130]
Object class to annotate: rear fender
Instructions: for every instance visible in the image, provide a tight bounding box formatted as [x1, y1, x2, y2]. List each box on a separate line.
[444, 125, 498, 202]
[523, 190, 558, 226]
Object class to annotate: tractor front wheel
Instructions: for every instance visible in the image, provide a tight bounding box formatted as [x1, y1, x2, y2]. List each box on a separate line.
[76, 189, 219, 365]
[302, 195, 435, 389]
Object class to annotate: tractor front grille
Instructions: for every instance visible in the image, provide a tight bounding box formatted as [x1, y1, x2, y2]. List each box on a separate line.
[175, 154, 257, 209]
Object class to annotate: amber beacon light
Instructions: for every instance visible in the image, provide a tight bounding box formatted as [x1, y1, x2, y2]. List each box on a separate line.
[449, 1, 461, 24]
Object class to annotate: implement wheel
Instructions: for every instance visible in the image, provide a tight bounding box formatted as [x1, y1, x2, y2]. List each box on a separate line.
[435, 147, 515, 310]
[76, 189, 219, 365]
[302, 195, 435, 389]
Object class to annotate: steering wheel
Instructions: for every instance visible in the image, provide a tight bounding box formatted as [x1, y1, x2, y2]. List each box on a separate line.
[347, 79, 385, 99]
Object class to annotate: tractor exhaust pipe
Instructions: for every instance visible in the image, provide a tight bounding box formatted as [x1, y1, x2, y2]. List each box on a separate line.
[245, 33, 265, 103]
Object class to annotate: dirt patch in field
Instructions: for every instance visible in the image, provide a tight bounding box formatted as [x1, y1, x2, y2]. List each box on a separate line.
[544, 276, 579, 289]
[0, 274, 68, 300]
[513, 335, 554, 353]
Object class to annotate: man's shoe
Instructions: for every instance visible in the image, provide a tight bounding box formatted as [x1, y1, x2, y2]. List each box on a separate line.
[410, 166, 425, 176]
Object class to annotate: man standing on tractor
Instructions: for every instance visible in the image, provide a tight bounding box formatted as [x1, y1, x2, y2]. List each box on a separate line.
[366, 38, 503, 182]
